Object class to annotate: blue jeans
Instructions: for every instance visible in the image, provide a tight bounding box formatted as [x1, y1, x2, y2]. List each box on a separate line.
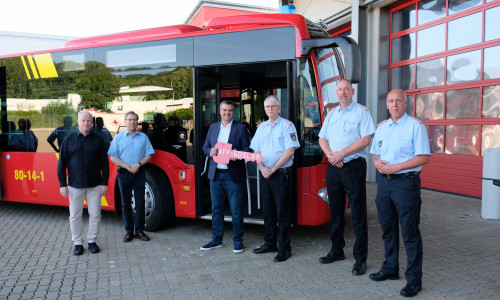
[210, 171, 244, 244]
[117, 169, 146, 234]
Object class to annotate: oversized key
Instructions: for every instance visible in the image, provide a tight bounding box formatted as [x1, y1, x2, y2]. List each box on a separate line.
[212, 142, 263, 164]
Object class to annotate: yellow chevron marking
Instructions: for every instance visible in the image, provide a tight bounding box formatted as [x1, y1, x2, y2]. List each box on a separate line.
[26, 56, 39, 79]
[20, 57, 31, 79]
[33, 53, 58, 78]
[83, 196, 109, 206]
[101, 196, 109, 207]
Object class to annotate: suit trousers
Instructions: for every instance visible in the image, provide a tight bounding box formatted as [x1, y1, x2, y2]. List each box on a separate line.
[68, 186, 102, 245]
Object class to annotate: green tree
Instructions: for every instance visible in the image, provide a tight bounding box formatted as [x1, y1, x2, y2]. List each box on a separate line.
[71, 61, 121, 110]
[165, 108, 193, 120]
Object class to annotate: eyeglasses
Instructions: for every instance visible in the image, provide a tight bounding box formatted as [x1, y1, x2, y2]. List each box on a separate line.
[125, 119, 138, 122]
[264, 105, 279, 109]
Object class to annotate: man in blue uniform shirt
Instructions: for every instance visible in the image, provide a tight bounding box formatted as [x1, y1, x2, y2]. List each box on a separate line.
[108, 111, 155, 243]
[250, 95, 300, 262]
[369, 89, 430, 298]
[200, 100, 251, 254]
[318, 79, 375, 276]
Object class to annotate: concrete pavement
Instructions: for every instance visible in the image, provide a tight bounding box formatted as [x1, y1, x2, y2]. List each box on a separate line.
[0, 182, 499, 299]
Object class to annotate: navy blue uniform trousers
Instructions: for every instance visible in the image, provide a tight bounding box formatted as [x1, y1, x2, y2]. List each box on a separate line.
[260, 168, 292, 253]
[376, 174, 423, 285]
[327, 158, 368, 262]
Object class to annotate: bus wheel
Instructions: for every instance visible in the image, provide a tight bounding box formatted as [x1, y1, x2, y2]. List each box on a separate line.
[132, 168, 175, 231]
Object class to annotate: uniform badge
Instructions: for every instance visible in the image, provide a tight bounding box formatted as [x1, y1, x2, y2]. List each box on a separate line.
[179, 171, 186, 180]
[290, 133, 297, 141]
[378, 141, 382, 147]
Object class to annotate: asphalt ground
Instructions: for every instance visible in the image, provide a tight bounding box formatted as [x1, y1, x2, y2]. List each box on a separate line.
[0, 182, 499, 299]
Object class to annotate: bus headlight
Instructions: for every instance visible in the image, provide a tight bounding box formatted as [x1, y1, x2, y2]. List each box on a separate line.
[317, 187, 329, 205]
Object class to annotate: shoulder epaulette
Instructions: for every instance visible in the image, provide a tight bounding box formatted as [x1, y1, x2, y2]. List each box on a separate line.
[284, 120, 292, 126]
[411, 116, 423, 124]
[377, 120, 387, 127]
[256, 122, 264, 128]
[357, 103, 368, 111]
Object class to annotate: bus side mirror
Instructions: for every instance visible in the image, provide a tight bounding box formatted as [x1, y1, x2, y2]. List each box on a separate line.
[301, 36, 362, 84]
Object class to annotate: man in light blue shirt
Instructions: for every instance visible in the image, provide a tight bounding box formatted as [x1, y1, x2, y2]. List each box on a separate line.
[317, 79, 375, 276]
[108, 111, 155, 243]
[369, 89, 430, 298]
[250, 95, 300, 263]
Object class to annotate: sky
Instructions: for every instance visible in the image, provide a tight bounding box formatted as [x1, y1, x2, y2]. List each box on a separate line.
[1, 0, 278, 37]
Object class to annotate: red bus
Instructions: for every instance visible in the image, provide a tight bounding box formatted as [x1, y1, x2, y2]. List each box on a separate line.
[0, 13, 361, 231]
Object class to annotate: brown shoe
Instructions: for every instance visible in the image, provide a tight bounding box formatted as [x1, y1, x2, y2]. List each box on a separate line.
[135, 233, 150, 241]
[123, 232, 134, 243]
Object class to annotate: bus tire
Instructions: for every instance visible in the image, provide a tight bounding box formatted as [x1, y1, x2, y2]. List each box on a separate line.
[143, 168, 175, 231]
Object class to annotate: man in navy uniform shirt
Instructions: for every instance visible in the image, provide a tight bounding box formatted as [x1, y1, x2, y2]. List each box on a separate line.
[57, 111, 109, 255]
[250, 95, 300, 262]
[369, 89, 430, 298]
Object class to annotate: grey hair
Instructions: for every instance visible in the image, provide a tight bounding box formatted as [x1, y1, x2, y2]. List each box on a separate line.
[264, 95, 280, 106]
[78, 110, 92, 120]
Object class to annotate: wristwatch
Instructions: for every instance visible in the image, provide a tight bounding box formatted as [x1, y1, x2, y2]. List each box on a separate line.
[138, 161, 142, 166]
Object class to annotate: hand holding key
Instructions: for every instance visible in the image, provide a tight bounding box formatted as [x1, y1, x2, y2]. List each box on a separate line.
[212, 142, 263, 164]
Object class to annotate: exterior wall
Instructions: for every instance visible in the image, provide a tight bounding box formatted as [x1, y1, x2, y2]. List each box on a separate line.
[295, 0, 352, 23]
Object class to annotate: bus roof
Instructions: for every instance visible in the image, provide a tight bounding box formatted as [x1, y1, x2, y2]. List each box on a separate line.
[0, 14, 311, 59]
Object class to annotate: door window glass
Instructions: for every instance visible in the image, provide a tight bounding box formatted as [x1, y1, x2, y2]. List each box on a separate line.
[416, 92, 444, 120]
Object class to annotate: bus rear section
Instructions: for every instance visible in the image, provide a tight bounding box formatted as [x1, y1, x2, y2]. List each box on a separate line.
[0, 13, 361, 231]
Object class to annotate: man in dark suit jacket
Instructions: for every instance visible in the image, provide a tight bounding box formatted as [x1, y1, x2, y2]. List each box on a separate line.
[201, 100, 251, 254]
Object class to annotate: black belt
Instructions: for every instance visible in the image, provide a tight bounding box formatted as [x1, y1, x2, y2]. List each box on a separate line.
[216, 169, 228, 173]
[278, 167, 291, 173]
[379, 171, 420, 179]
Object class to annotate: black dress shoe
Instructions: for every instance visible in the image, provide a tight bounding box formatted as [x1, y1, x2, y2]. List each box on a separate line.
[400, 283, 422, 297]
[369, 270, 400, 281]
[352, 261, 366, 275]
[88, 243, 100, 254]
[123, 232, 134, 243]
[253, 244, 278, 254]
[319, 251, 345, 264]
[273, 251, 291, 262]
[135, 233, 151, 241]
[73, 245, 83, 256]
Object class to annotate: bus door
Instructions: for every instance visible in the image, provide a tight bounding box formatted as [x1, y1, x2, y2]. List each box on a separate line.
[195, 61, 295, 224]
[194, 68, 220, 217]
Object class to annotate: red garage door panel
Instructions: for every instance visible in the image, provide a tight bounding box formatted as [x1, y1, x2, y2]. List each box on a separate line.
[421, 154, 482, 197]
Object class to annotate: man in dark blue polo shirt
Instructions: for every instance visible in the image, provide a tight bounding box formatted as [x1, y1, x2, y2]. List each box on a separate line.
[57, 111, 109, 256]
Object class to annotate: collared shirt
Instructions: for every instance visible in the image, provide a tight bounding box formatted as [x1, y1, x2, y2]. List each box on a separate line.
[216, 120, 233, 170]
[318, 101, 375, 163]
[107, 130, 155, 165]
[370, 113, 430, 174]
[250, 116, 300, 169]
[57, 130, 109, 188]
[48, 126, 77, 146]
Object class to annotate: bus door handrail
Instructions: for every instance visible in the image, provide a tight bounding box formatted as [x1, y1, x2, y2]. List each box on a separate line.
[201, 156, 209, 176]
[245, 162, 252, 215]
